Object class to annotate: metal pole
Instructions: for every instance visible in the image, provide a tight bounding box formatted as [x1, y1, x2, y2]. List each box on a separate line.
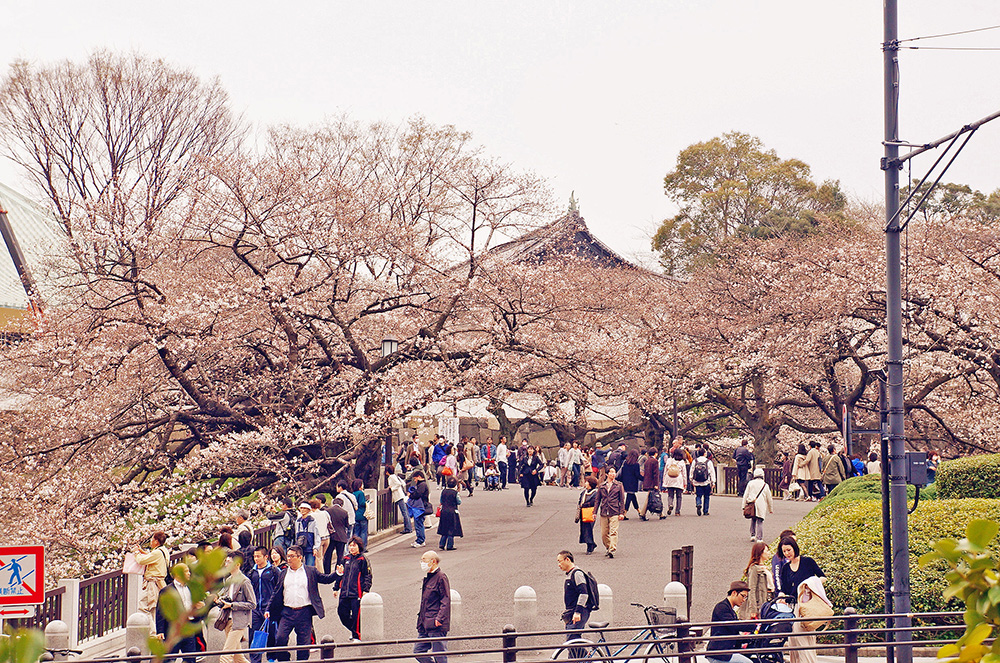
[880, 382, 895, 663]
[883, 2, 913, 662]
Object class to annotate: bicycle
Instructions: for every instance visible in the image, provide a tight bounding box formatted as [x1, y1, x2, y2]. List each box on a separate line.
[551, 602, 678, 662]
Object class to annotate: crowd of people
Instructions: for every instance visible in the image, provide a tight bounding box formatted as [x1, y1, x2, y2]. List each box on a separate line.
[133, 431, 940, 663]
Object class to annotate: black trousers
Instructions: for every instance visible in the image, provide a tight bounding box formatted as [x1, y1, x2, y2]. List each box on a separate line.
[324, 539, 346, 573]
[338, 597, 362, 640]
[275, 607, 314, 661]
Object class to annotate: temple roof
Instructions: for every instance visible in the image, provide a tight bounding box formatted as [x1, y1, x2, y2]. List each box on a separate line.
[484, 210, 639, 268]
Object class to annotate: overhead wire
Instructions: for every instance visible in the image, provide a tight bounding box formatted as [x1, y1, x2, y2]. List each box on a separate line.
[897, 23, 1000, 43]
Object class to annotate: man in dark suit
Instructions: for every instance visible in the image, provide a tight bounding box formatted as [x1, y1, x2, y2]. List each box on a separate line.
[268, 546, 338, 661]
[155, 563, 205, 663]
[324, 499, 350, 573]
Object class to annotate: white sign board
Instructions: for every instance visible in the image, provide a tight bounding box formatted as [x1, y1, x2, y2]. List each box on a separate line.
[438, 416, 459, 446]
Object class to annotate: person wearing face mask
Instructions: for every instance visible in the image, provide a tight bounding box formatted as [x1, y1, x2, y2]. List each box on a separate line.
[413, 551, 451, 663]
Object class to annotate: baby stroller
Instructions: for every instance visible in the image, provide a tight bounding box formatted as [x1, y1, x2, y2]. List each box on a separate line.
[745, 596, 794, 663]
[483, 459, 501, 491]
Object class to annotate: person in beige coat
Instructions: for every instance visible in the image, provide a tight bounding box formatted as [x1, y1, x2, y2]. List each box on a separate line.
[742, 467, 774, 542]
[133, 531, 170, 631]
[218, 553, 257, 663]
[804, 442, 823, 501]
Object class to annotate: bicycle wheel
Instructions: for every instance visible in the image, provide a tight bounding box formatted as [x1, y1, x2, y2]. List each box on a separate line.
[551, 637, 609, 662]
[638, 640, 676, 663]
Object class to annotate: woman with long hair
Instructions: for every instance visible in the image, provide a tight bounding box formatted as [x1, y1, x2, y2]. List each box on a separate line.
[739, 542, 774, 620]
[619, 449, 641, 519]
[577, 475, 600, 554]
[792, 444, 810, 501]
[269, 544, 287, 570]
[519, 446, 543, 507]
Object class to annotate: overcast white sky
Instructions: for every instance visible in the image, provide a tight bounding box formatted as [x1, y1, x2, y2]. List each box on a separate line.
[3, 1, 1000, 264]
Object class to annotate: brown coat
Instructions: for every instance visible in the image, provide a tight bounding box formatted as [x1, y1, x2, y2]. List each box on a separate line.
[595, 480, 625, 517]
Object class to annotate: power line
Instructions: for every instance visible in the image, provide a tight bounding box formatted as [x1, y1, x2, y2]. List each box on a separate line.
[902, 46, 1000, 51]
[898, 23, 1000, 43]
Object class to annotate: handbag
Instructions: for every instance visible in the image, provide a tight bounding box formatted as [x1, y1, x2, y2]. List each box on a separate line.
[744, 483, 767, 519]
[122, 552, 144, 575]
[580, 506, 596, 522]
[798, 587, 834, 631]
[435, 505, 442, 517]
[251, 619, 270, 649]
[213, 606, 232, 632]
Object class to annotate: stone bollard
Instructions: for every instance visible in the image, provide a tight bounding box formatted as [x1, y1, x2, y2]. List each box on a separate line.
[597, 584, 613, 625]
[203, 607, 225, 663]
[513, 585, 537, 634]
[663, 581, 688, 620]
[124, 612, 151, 656]
[514, 585, 538, 652]
[450, 589, 462, 635]
[360, 592, 385, 640]
[44, 620, 70, 662]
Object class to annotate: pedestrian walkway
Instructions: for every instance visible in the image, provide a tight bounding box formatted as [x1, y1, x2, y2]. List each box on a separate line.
[313, 482, 814, 644]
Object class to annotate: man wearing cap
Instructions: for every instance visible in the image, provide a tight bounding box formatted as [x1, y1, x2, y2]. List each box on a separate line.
[293, 503, 321, 567]
[705, 581, 756, 663]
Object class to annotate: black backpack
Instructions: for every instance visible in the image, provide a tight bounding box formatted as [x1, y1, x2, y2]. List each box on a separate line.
[692, 458, 709, 483]
[574, 568, 600, 611]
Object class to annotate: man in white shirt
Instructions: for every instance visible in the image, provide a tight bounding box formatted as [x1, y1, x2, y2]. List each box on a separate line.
[269, 546, 337, 661]
[335, 482, 357, 529]
[310, 497, 332, 572]
[496, 438, 510, 490]
[557, 442, 572, 487]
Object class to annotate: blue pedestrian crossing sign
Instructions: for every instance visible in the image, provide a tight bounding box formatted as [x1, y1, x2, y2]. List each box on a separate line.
[0, 546, 45, 605]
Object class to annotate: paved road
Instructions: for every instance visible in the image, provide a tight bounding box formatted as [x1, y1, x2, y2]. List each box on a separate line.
[314, 482, 813, 645]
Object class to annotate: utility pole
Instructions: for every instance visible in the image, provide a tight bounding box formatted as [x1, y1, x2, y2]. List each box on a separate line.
[882, 1, 912, 662]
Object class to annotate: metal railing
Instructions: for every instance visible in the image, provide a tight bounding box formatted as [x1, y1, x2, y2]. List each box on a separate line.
[722, 466, 783, 495]
[77, 608, 962, 663]
[4, 584, 63, 631]
[77, 571, 128, 641]
[375, 487, 399, 531]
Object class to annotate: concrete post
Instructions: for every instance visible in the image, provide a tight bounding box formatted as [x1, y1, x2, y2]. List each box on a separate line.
[124, 612, 151, 656]
[56, 579, 81, 648]
[203, 607, 225, 663]
[125, 574, 142, 617]
[597, 584, 613, 625]
[359, 592, 384, 641]
[44, 620, 70, 662]
[513, 586, 537, 635]
[513, 585, 537, 651]
[450, 589, 462, 635]
[664, 581, 688, 620]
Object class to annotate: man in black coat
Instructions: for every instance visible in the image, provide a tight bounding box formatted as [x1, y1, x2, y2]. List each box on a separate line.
[706, 581, 756, 663]
[734, 440, 755, 494]
[414, 550, 451, 663]
[155, 564, 204, 663]
[324, 500, 351, 572]
[268, 546, 338, 661]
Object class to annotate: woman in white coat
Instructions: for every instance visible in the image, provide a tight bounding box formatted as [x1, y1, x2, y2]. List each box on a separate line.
[742, 467, 774, 542]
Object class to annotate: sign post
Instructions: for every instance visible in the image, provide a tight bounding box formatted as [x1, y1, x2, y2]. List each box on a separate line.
[0, 546, 45, 628]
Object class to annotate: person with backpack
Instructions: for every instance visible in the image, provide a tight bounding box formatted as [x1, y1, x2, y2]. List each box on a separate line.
[691, 449, 716, 516]
[294, 503, 320, 567]
[557, 549, 599, 653]
[267, 498, 296, 553]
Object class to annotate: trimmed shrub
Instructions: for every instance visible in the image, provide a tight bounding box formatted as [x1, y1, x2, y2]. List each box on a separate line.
[787, 497, 1000, 617]
[936, 454, 1000, 499]
[814, 474, 936, 515]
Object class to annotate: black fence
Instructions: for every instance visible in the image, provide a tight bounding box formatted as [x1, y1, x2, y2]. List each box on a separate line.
[722, 466, 783, 495]
[81, 608, 961, 663]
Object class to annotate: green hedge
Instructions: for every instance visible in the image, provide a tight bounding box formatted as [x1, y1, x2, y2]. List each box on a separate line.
[785, 497, 1000, 617]
[936, 454, 1000, 499]
[814, 474, 936, 515]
